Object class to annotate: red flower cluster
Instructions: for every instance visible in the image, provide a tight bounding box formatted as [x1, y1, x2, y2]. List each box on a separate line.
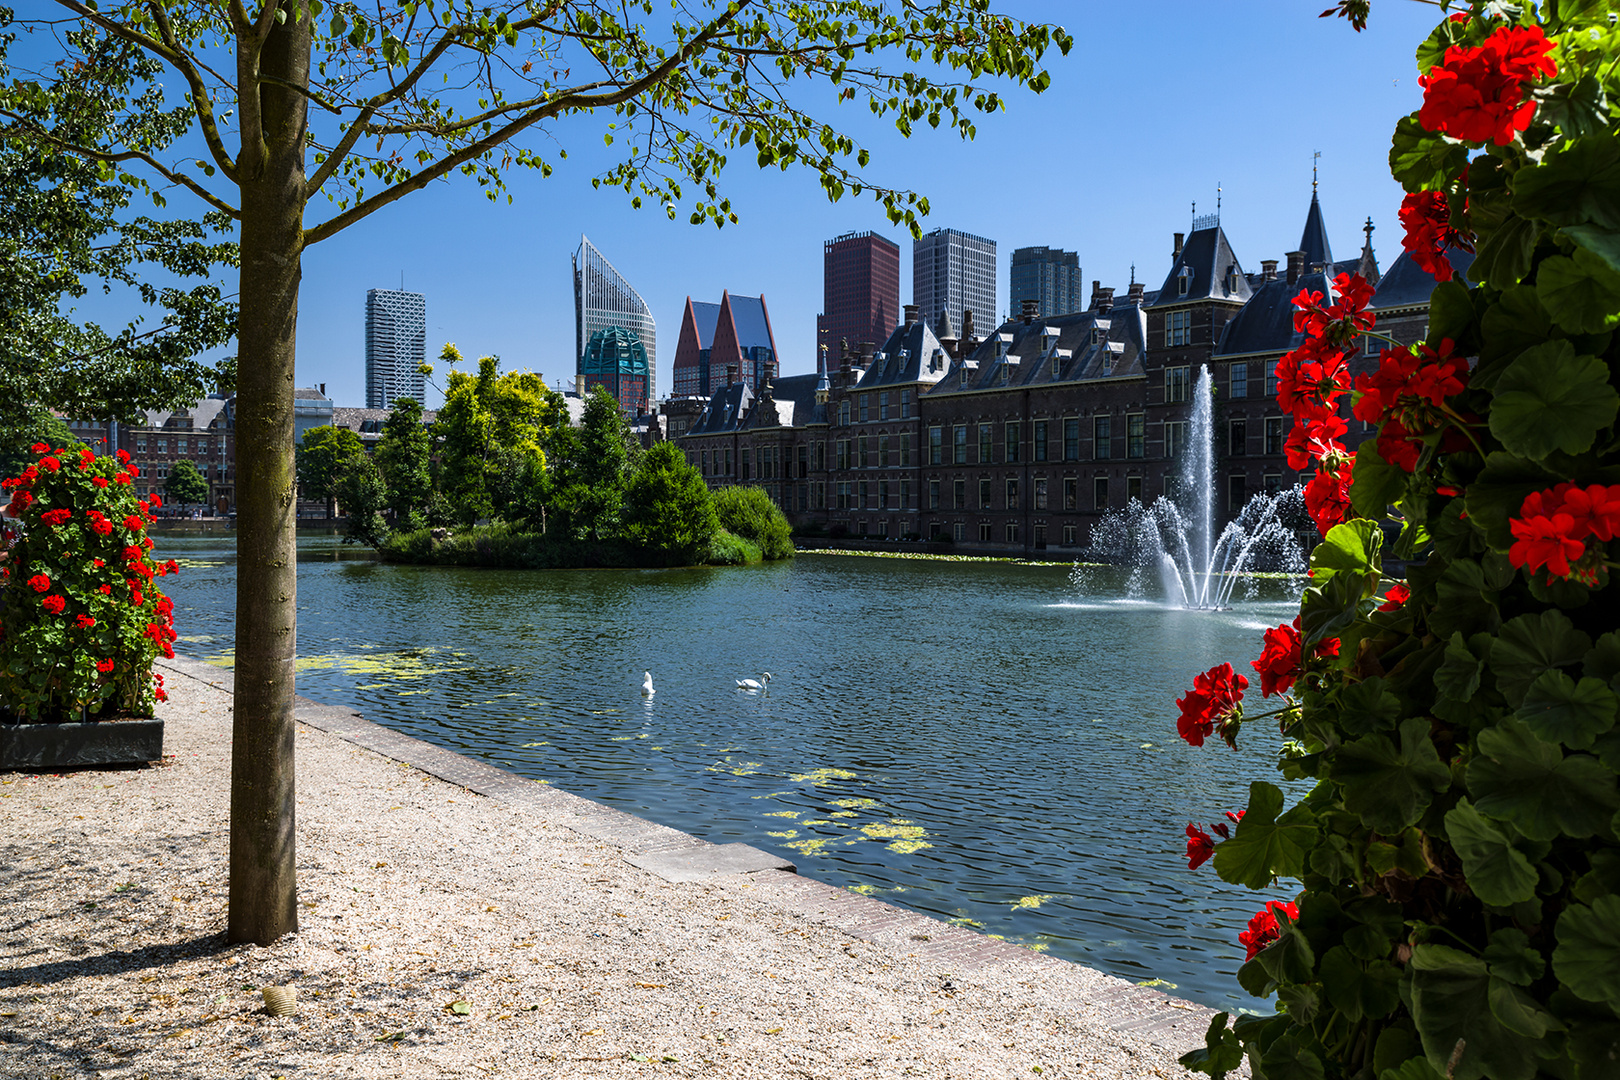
[97, 658, 116, 674]
[40, 508, 72, 527]
[29, 442, 48, 454]
[28, 573, 51, 593]
[1176, 663, 1249, 748]
[1252, 619, 1341, 698]
[1378, 583, 1411, 612]
[1240, 901, 1300, 962]
[153, 671, 167, 703]
[1353, 338, 1472, 472]
[1186, 824, 1215, 870]
[1398, 191, 1472, 283]
[1509, 483, 1620, 582]
[42, 595, 66, 615]
[75, 614, 96, 629]
[86, 510, 114, 536]
[1419, 24, 1557, 145]
[122, 514, 145, 532]
[39, 456, 60, 473]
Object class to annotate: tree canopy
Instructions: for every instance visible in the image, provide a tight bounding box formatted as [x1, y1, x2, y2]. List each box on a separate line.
[164, 459, 211, 507]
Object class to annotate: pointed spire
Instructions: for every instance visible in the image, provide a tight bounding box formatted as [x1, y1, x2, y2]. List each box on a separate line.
[1299, 186, 1334, 270]
[936, 306, 957, 342]
[1357, 216, 1380, 286]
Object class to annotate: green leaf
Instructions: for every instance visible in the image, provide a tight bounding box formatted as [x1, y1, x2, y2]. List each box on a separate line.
[1488, 340, 1620, 460]
[1444, 799, 1539, 906]
[1351, 441, 1407, 520]
[1319, 946, 1401, 1022]
[1518, 670, 1618, 750]
[1299, 570, 1366, 649]
[1471, 214, 1540, 290]
[1483, 928, 1544, 987]
[1491, 610, 1594, 706]
[1430, 558, 1501, 639]
[1476, 286, 1553, 387]
[1435, 633, 1485, 703]
[1488, 977, 1562, 1039]
[1178, 1013, 1243, 1077]
[1465, 452, 1561, 550]
[1378, 1058, 1444, 1080]
[1566, 1021, 1620, 1080]
[1562, 222, 1620, 277]
[1469, 719, 1620, 840]
[1338, 676, 1402, 737]
[1410, 944, 1550, 1080]
[1536, 248, 1620, 334]
[1511, 132, 1620, 230]
[1311, 518, 1382, 583]
[1253, 913, 1316, 988]
[1258, 1029, 1327, 1080]
[1553, 896, 1620, 1010]
[1213, 781, 1316, 889]
[1584, 632, 1620, 686]
[1426, 279, 1480, 353]
[1333, 718, 1452, 833]
[1390, 114, 1469, 192]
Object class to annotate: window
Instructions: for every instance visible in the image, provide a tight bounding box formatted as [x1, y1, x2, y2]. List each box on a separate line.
[156, 439, 167, 453]
[1165, 421, 1187, 461]
[953, 424, 968, 464]
[900, 433, 911, 467]
[877, 435, 889, 467]
[1177, 267, 1192, 297]
[859, 480, 869, 509]
[1033, 420, 1048, 462]
[1063, 418, 1080, 461]
[836, 439, 849, 470]
[979, 523, 993, 542]
[929, 426, 943, 465]
[1065, 478, 1078, 510]
[979, 478, 992, 509]
[1230, 419, 1248, 457]
[979, 424, 993, 463]
[857, 435, 868, 468]
[837, 482, 851, 509]
[1005, 523, 1019, 544]
[1264, 474, 1283, 494]
[1094, 477, 1109, 509]
[953, 522, 965, 542]
[1006, 478, 1019, 509]
[816, 441, 826, 471]
[1005, 422, 1021, 464]
[1127, 475, 1143, 502]
[701, 450, 709, 475]
[879, 480, 890, 509]
[929, 479, 940, 509]
[860, 394, 870, 422]
[798, 444, 808, 478]
[1127, 414, 1145, 459]
[879, 391, 890, 420]
[741, 449, 751, 480]
[1034, 525, 1047, 549]
[1229, 474, 1248, 514]
[814, 482, 824, 509]
[1266, 361, 1279, 397]
[953, 479, 965, 509]
[1035, 478, 1048, 510]
[900, 480, 911, 510]
[1265, 417, 1285, 456]
[1094, 415, 1112, 459]
[1166, 310, 1191, 347]
[798, 484, 808, 511]
[839, 401, 850, 426]
[1165, 366, 1191, 403]
[724, 448, 733, 475]
[901, 389, 913, 419]
[136, 438, 146, 452]
[1063, 525, 1077, 545]
[1230, 363, 1249, 399]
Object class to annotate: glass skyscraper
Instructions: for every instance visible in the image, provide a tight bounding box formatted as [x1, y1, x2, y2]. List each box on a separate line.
[573, 236, 657, 402]
[912, 228, 997, 336]
[365, 289, 426, 409]
[1010, 246, 1083, 318]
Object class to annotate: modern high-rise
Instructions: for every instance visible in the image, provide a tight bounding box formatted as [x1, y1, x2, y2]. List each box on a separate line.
[912, 228, 997, 336]
[573, 236, 657, 403]
[1010, 246, 1083, 318]
[365, 289, 426, 409]
[580, 326, 651, 415]
[672, 291, 779, 398]
[816, 230, 900, 363]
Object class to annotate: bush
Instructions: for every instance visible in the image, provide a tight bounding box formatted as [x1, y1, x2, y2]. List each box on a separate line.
[703, 530, 760, 566]
[0, 444, 176, 720]
[711, 486, 793, 560]
[621, 442, 717, 565]
[1180, 8, 1620, 1080]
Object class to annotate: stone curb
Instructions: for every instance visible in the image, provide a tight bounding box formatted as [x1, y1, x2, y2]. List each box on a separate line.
[157, 654, 1218, 1051]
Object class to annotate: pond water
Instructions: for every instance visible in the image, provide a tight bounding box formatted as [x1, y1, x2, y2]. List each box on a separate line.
[162, 535, 1306, 1011]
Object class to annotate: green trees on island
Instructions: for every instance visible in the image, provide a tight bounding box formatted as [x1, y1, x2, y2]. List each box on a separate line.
[163, 460, 210, 509]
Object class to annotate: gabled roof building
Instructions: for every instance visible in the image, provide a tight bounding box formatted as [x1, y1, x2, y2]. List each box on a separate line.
[670, 290, 779, 398]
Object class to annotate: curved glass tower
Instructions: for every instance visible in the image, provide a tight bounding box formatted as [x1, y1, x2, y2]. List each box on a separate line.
[573, 236, 657, 403]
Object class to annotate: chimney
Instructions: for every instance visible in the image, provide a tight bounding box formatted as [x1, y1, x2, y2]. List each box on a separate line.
[1286, 251, 1305, 284]
[1262, 259, 1279, 282]
[1096, 287, 1115, 313]
[1020, 298, 1039, 324]
[1090, 280, 1104, 310]
[726, 362, 739, 385]
[319, 383, 326, 396]
[1127, 281, 1144, 302]
[903, 303, 918, 325]
[962, 310, 976, 344]
[1173, 232, 1185, 260]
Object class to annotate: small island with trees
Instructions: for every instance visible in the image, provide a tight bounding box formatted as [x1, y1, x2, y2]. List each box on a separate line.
[295, 349, 792, 569]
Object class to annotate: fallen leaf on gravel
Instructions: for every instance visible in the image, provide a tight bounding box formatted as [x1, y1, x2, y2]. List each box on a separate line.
[583, 1027, 604, 1036]
[375, 1030, 406, 1042]
[634, 982, 665, 989]
[629, 1053, 650, 1062]
[765, 1027, 782, 1034]
[446, 1001, 471, 1015]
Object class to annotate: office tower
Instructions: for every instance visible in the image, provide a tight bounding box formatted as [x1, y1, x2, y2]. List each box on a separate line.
[912, 228, 997, 335]
[816, 230, 901, 362]
[672, 291, 778, 397]
[579, 326, 651, 415]
[573, 235, 657, 401]
[1010, 246, 1083, 319]
[365, 289, 426, 409]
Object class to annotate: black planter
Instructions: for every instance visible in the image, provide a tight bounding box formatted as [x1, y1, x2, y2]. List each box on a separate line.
[0, 719, 165, 769]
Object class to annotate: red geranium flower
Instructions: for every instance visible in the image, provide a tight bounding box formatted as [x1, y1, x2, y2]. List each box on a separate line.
[28, 573, 51, 592]
[123, 515, 145, 532]
[1240, 901, 1300, 961]
[97, 658, 115, 674]
[40, 508, 72, 527]
[41, 595, 66, 615]
[1176, 663, 1249, 747]
[1560, 484, 1620, 543]
[1398, 191, 1471, 283]
[1304, 455, 1356, 537]
[149, 493, 163, 508]
[92, 558, 105, 568]
[1419, 24, 1557, 145]
[132, 590, 146, 607]
[1509, 513, 1584, 578]
[1186, 824, 1215, 870]
[98, 584, 112, 595]
[1379, 583, 1411, 612]
[30, 442, 48, 454]
[39, 456, 60, 472]
[75, 614, 96, 629]
[92, 476, 109, 489]
[1285, 412, 1349, 472]
[1252, 619, 1340, 697]
[116, 449, 130, 464]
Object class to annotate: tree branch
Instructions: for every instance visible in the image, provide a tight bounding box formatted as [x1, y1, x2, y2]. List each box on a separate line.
[144, 0, 243, 183]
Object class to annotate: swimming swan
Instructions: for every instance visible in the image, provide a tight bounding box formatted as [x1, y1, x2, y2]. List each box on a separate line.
[736, 672, 772, 691]
[641, 671, 655, 696]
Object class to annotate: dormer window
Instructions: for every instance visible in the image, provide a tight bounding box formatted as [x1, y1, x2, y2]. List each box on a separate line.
[1177, 267, 1192, 297]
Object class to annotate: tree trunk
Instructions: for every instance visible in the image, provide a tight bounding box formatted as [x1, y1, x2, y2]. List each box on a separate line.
[229, 5, 311, 945]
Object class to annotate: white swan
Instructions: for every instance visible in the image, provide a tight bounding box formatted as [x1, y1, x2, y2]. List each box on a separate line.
[641, 671, 655, 696]
[736, 672, 772, 691]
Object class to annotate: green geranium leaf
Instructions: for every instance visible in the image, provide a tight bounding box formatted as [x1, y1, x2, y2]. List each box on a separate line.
[1213, 781, 1316, 889]
[1518, 669, 1618, 750]
[1312, 519, 1382, 583]
[1491, 611, 1593, 706]
[1488, 977, 1563, 1039]
[1435, 633, 1485, 703]
[1536, 248, 1620, 334]
[1472, 214, 1540, 290]
[1444, 799, 1539, 907]
[1585, 632, 1620, 686]
[1179, 1012, 1243, 1077]
[1259, 1029, 1328, 1080]
[1483, 928, 1544, 988]
[1390, 114, 1470, 191]
[1254, 914, 1317, 987]
[1319, 945, 1401, 1022]
[1489, 340, 1620, 460]
[1338, 676, 1402, 737]
[1378, 1059, 1445, 1080]
[1410, 944, 1550, 1080]
[1477, 286, 1553, 387]
[1465, 452, 1562, 550]
[1562, 222, 1620, 277]
[1511, 131, 1620, 230]
[1567, 1021, 1620, 1080]
[1333, 718, 1452, 834]
[1414, 15, 1468, 73]
[1427, 279, 1480, 353]
[1469, 719, 1620, 841]
[1351, 441, 1407, 521]
[1300, 570, 1367, 649]
[1430, 558, 1501, 639]
[1553, 896, 1620, 1011]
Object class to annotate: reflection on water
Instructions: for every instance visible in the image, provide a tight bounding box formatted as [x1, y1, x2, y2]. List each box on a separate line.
[163, 535, 1305, 1010]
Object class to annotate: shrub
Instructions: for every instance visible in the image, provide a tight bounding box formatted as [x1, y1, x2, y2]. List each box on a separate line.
[1180, 7, 1620, 1080]
[621, 442, 718, 565]
[703, 530, 760, 566]
[0, 444, 176, 720]
[711, 485, 793, 560]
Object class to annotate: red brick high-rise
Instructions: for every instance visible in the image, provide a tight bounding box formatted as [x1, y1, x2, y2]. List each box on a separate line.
[817, 231, 900, 366]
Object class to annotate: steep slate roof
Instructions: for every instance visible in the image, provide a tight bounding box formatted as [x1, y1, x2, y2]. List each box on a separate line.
[1299, 192, 1334, 268]
[1214, 270, 1339, 358]
[1148, 224, 1252, 307]
[928, 302, 1148, 398]
[687, 301, 722, 348]
[725, 294, 776, 352]
[856, 319, 954, 390]
[755, 372, 824, 428]
[687, 381, 753, 435]
[1371, 248, 1477, 310]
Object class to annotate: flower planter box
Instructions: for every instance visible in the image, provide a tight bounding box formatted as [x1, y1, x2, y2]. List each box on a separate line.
[0, 719, 164, 770]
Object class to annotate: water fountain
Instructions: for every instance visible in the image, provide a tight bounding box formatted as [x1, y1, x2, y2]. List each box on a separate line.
[1078, 366, 1308, 608]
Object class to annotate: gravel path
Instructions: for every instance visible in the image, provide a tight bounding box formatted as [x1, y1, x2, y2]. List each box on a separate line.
[1, 658, 1207, 1080]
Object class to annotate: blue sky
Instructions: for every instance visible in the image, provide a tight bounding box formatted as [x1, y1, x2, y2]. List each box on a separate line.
[70, 1, 1445, 409]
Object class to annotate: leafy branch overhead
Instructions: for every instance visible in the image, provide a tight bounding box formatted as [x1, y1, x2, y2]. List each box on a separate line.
[25, 0, 1070, 240]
